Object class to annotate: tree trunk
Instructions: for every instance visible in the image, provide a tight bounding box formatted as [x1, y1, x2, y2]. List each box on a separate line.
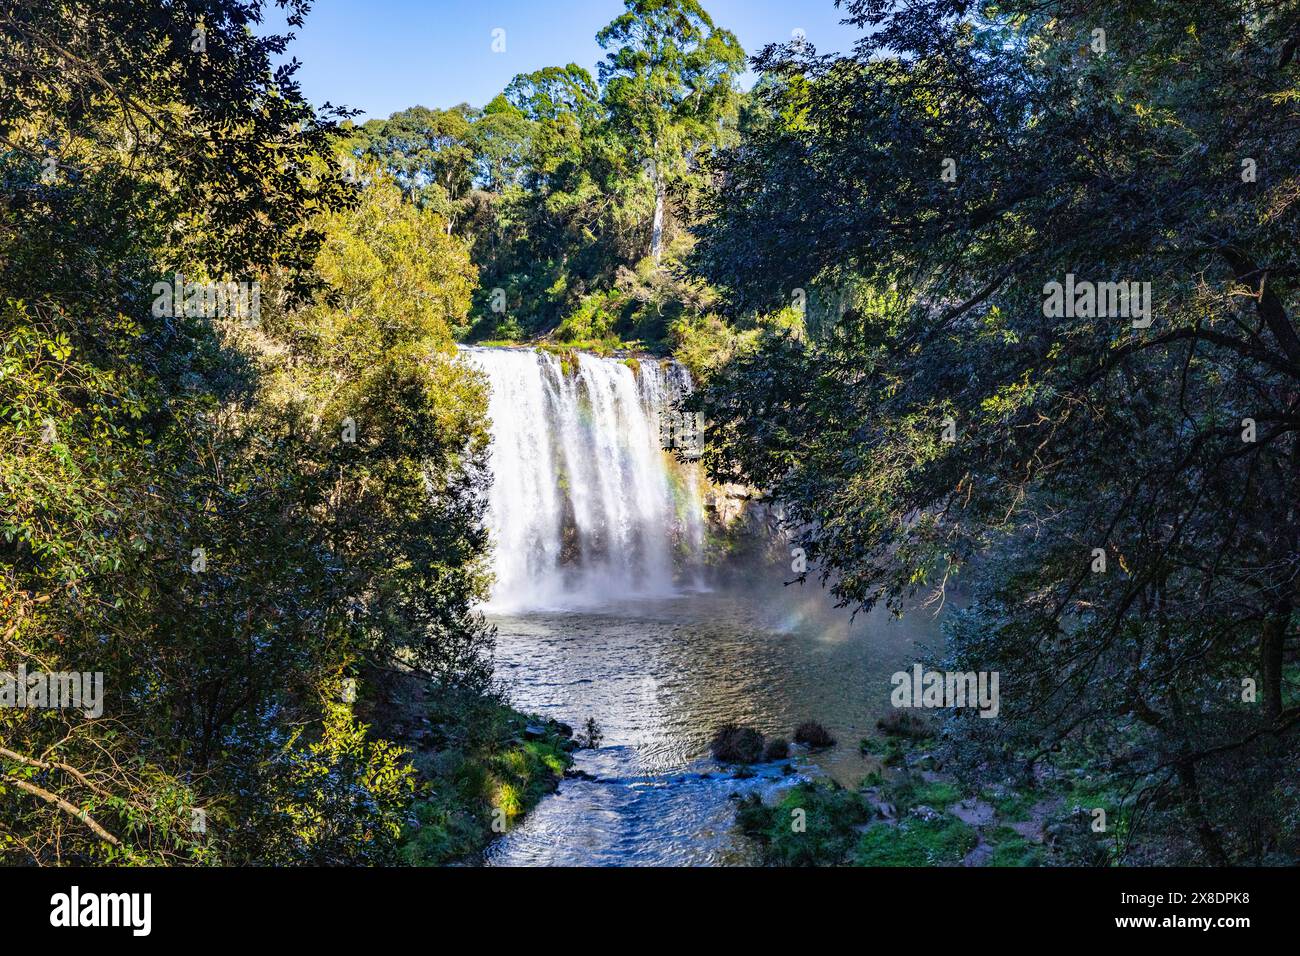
[1175, 758, 1230, 865]
[650, 173, 664, 263]
[1262, 603, 1287, 722]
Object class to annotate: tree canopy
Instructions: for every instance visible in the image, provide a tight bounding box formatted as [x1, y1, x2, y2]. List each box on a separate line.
[1, 0, 494, 864]
[688, 0, 1300, 863]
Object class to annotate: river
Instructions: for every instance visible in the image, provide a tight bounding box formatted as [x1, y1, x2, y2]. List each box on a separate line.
[484, 591, 938, 865]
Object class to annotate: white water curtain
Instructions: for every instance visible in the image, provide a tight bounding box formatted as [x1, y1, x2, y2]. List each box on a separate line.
[463, 347, 705, 611]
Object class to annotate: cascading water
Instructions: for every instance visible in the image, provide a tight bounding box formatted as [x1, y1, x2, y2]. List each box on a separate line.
[463, 346, 707, 611]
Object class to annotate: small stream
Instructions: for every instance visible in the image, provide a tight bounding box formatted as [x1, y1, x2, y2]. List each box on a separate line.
[484, 588, 940, 866]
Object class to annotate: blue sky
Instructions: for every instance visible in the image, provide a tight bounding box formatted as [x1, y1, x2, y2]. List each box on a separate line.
[264, 0, 864, 120]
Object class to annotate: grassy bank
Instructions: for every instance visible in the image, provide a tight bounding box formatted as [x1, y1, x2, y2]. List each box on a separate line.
[732, 719, 1110, 867]
[361, 674, 574, 866]
[402, 701, 573, 866]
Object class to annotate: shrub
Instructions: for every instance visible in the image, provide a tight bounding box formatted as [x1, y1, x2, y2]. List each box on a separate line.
[763, 738, 790, 761]
[576, 716, 603, 749]
[794, 721, 836, 749]
[556, 290, 624, 343]
[876, 711, 935, 739]
[710, 724, 764, 763]
[738, 782, 873, 866]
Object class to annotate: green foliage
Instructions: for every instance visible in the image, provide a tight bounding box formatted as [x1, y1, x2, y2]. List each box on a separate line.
[355, 1, 748, 350]
[261, 170, 496, 688]
[854, 816, 978, 867]
[906, 780, 962, 810]
[0, 0, 498, 866]
[736, 781, 873, 866]
[238, 701, 417, 866]
[598, 0, 745, 264]
[691, 0, 1300, 864]
[402, 702, 571, 866]
[985, 827, 1044, 868]
[556, 289, 627, 344]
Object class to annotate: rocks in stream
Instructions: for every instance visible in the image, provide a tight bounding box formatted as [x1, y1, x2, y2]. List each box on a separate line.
[521, 718, 576, 743]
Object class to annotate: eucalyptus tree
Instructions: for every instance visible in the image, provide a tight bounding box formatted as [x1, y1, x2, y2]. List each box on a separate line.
[356, 105, 481, 231]
[597, 0, 745, 262]
[690, 0, 1300, 862]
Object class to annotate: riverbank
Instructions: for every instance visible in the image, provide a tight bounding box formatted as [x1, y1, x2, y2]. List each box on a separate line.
[361, 672, 574, 865]
[478, 593, 941, 864]
[731, 714, 1120, 867]
[729, 709, 1232, 867]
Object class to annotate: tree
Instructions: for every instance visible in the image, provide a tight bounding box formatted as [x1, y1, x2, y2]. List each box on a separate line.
[0, 0, 358, 864]
[1, 0, 496, 865]
[267, 165, 495, 687]
[597, 0, 745, 262]
[356, 105, 480, 232]
[689, 0, 1300, 862]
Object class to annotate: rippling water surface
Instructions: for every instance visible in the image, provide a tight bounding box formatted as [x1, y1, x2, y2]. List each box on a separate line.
[484, 587, 941, 866]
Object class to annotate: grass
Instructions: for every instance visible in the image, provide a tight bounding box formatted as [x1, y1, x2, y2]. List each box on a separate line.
[881, 737, 906, 766]
[401, 703, 572, 865]
[985, 826, 1045, 867]
[736, 781, 872, 866]
[985, 788, 1036, 823]
[853, 816, 979, 866]
[910, 780, 962, 809]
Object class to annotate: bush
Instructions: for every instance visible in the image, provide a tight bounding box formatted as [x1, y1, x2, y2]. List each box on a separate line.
[710, 724, 764, 763]
[576, 716, 603, 750]
[794, 721, 836, 749]
[737, 782, 873, 866]
[876, 711, 935, 740]
[555, 290, 624, 343]
[763, 738, 790, 761]
[401, 702, 572, 866]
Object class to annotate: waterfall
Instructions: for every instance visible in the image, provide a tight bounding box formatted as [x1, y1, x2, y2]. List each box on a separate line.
[463, 346, 707, 611]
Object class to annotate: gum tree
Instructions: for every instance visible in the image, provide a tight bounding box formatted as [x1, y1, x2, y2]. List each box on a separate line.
[597, 0, 745, 262]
